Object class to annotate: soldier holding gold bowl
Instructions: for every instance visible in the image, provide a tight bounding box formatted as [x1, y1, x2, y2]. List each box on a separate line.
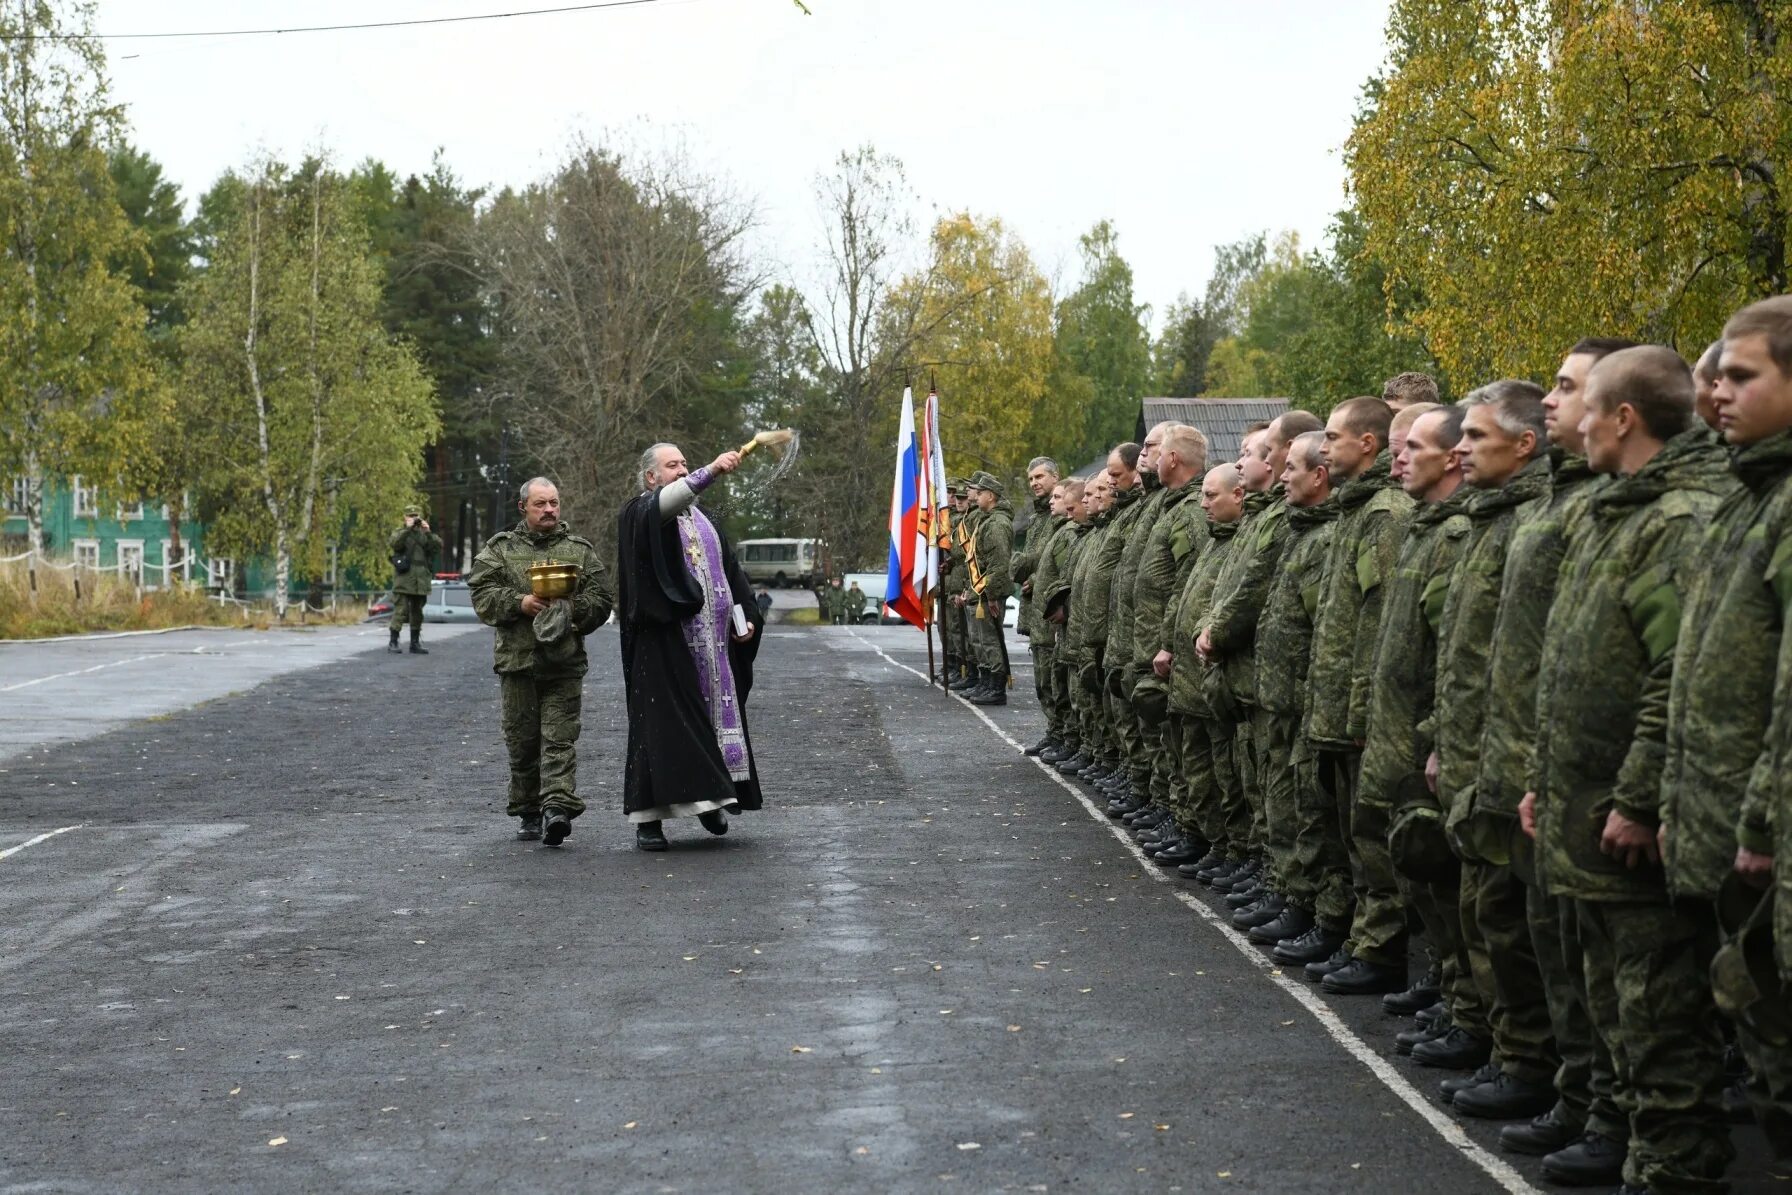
[469, 476, 614, 846]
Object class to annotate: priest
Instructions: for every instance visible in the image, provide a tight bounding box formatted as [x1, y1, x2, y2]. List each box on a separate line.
[617, 442, 766, 851]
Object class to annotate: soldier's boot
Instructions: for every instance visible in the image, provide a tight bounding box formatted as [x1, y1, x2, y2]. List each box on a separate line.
[408, 627, 428, 655]
[949, 665, 980, 692]
[387, 628, 402, 653]
[516, 812, 543, 842]
[968, 668, 1007, 706]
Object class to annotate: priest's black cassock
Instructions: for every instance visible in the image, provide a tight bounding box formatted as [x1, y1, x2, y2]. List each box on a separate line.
[617, 480, 765, 822]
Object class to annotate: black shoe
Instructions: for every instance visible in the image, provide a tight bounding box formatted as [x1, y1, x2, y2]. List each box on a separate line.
[1382, 970, 1443, 1016]
[408, 630, 428, 654]
[1188, 848, 1227, 874]
[1142, 832, 1181, 855]
[1321, 957, 1408, 995]
[1411, 1027, 1493, 1071]
[698, 809, 729, 836]
[516, 813, 543, 841]
[1440, 1062, 1501, 1100]
[1055, 752, 1091, 774]
[1396, 1016, 1452, 1055]
[387, 630, 402, 653]
[1039, 743, 1075, 764]
[1499, 1107, 1582, 1156]
[968, 670, 1007, 705]
[1452, 1072, 1557, 1120]
[948, 673, 979, 692]
[1415, 1002, 1447, 1028]
[1155, 838, 1206, 865]
[1225, 880, 1265, 908]
[1540, 1134, 1626, 1187]
[1272, 924, 1345, 965]
[1024, 736, 1056, 757]
[1304, 948, 1353, 982]
[1249, 905, 1313, 945]
[1233, 895, 1286, 930]
[542, 809, 571, 847]
[1213, 863, 1261, 893]
[635, 821, 669, 851]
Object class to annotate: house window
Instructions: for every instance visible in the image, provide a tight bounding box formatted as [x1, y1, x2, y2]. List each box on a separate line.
[72, 538, 99, 569]
[7, 476, 27, 516]
[118, 540, 144, 580]
[71, 476, 97, 518]
[208, 557, 235, 589]
[117, 499, 145, 521]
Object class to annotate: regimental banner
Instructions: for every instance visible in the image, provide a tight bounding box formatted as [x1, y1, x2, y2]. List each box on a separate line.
[883, 388, 929, 629]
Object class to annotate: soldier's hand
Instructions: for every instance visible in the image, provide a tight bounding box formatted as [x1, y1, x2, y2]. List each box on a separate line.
[521, 594, 549, 616]
[1735, 846, 1775, 889]
[709, 450, 742, 475]
[1195, 628, 1215, 662]
[1424, 750, 1440, 795]
[1599, 810, 1660, 870]
[1151, 649, 1172, 678]
[1021, 580, 1033, 596]
[1519, 792, 1538, 840]
[420, 520, 430, 533]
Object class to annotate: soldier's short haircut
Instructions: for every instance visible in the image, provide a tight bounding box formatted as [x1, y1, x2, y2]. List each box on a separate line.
[1161, 424, 1208, 474]
[638, 442, 677, 490]
[518, 476, 558, 504]
[1723, 295, 1792, 377]
[1390, 401, 1442, 438]
[1694, 338, 1724, 382]
[1062, 478, 1086, 500]
[1569, 336, 1640, 362]
[1331, 396, 1395, 449]
[1382, 371, 1440, 407]
[1461, 379, 1547, 453]
[1206, 462, 1242, 491]
[1290, 430, 1327, 472]
[1027, 456, 1060, 477]
[1243, 420, 1272, 437]
[1586, 345, 1696, 441]
[1112, 442, 1142, 470]
[1271, 409, 1324, 445]
[1427, 405, 1468, 449]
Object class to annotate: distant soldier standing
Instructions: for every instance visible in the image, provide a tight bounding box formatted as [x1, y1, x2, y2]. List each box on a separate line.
[468, 478, 614, 846]
[958, 471, 1014, 705]
[844, 581, 868, 623]
[388, 505, 442, 654]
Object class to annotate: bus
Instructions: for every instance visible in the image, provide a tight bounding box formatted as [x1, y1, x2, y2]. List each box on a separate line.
[736, 538, 827, 588]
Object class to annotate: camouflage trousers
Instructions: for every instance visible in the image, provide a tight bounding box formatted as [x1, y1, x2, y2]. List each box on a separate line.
[1346, 787, 1408, 967]
[1463, 834, 1558, 1086]
[1173, 717, 1247, 858]
[1050, 655, 1079, 750]
[1069, 659, 1110, 764]
[1232, 707, 1269, 862]
[1255, 713, 1301, 894]
[940, 593, 967, 663]
[1524, 872, 1623, 1140]
[1110, 670, 1146, 787]
[1031, 642, 1070, 742]
[966, 597, 1006, 672]
[389, 592, 425, 631]
[1578, 897, 1732, 1195]
[1717, 889, 1792, 1158]
[1290, 746, 1357, 932]
[1398, 866, 1488, 1037]
[500, 673, 586, 818]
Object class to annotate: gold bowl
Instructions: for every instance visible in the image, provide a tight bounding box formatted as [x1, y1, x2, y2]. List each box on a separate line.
[527, 559, 580, 600]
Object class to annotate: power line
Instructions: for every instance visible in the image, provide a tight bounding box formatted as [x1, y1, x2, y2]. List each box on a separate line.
[1, 0, 676, 42]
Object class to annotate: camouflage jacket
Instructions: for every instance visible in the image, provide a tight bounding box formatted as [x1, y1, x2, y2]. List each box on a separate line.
[1532, 429, 1735, 902]
[967, 499, 1014, 605]
[1011, 494, 1058, 636]
[1130, 477, 1210, 671]
[942, 507, 980, 596]
[1662, 430, 1792, 902]
[1070, 484, 1146, 666]
[1062, 507, 1119, 665]
[1026, 515, 1078, 647]
[468, 521, 615, 678]
[1436, 454, 1552, 860]
[1107, 476, 1166, 674]
[1359, 489, 1473, 810]
[1475, 453, 1603, 824]
[1305, 450, 1413, 747]
[1202, 487, 1286, 709]
[1256, 499, 1340, 719]
[1166, 517, 1238, 719]
[389, 524, 443, 596]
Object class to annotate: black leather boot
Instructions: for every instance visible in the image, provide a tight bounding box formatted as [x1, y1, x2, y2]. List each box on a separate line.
[1382, 967, 1443, 1015]
[1395, 1015, 1452, 1055]
[969, 668, 1007, 705]
[1410, 1026, 1493, 1071]
[1451, 1072, 1557, 1120]
[1539, 1133, 1626, 1187]
[635, 820, 669, 851]
[1498, 1107, 1582, 1156]
[1272, 924, 1345, 964]
[1321, 956, 1409, 995]
[1248, 904, 1313, 945]
[1440, 1062, 1501, 1100]
[1233, 894, 1286, 930]
[387, 628, 402, 653]
[949, 664, 979, 692]
[1303, 948, 1353, 982]
[516, 813, 543, 841]
[1055, 751, 1092, 774]
[408, 627, 428, 654]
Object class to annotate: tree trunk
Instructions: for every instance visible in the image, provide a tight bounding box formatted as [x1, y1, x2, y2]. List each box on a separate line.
[243, 183, 289, 622]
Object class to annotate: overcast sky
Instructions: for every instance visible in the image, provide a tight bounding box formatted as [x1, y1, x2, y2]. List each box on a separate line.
[95, 0, 1394, 329]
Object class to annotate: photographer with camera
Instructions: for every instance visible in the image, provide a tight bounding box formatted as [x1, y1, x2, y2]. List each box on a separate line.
[388, 504, 442, 654]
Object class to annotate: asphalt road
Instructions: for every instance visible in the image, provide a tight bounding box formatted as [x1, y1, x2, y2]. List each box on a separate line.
[0, 623, 1782, 1193]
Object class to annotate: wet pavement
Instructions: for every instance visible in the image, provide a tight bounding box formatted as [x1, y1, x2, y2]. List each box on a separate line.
[0, 623, 1782, 1193]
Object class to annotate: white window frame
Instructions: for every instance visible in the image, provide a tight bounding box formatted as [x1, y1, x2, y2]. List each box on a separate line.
[208, 557, 235, 589]
[117, 539, 145, 579]
[72, 538, 99, 569]
[7, 476, 28, 517]
[70, 476, 97, 519]
[117, 498, 145, 521]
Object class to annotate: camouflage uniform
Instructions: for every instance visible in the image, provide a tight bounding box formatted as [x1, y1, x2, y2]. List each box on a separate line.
[1662, 428, 1792, 1146]
[1106, 476, 1167, 788]
[966, 496, 1014, 677]
[1022, 509, 1079, 745]
[942, 501, 979, 675]
[1013, 493, 1061, 730]
[1256, 499, 1340, 914]
[1064, 496, 1127, 765]
[1532, 429, 1736, 1195]
[1306, 449, 1413, 955]
[1478, 451, 1618, 1139]
[1438, 455, 1555, 1085]
[1165, 517, 1239, 846]
[1053, 517, 1104, 755]
[1128, 477, 1209, 808]
[1075, 484, 1148, 770]
[468, 521, 615, 819]
[1207, 488, 1291, 873]
[1360, 488, 1480, 1033]
[826, 583, 846, 625]
[388, 520, 442, 633]
[844, 584, 867, 622]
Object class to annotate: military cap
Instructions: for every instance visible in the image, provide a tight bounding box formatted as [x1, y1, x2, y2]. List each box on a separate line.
[965, 470, 1003, 496]
[404, 504, 423, 517]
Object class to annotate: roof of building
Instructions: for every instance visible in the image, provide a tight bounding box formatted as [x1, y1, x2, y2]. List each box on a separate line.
[1135, 397, 1293, 464]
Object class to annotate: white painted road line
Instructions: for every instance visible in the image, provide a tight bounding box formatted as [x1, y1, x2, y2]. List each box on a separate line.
[847, 627, 1543, 1195]
[0, 824, 83, 860]
[0, 653, 169, 693]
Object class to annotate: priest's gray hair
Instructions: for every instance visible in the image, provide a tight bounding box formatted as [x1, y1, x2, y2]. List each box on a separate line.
[638, 442, 677, 490]
[518, 476, 557, 504]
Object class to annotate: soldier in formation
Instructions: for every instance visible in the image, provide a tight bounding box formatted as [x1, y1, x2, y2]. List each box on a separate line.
[987, 313, 1792, 1193]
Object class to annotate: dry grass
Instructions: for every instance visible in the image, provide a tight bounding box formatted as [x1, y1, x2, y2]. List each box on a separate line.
[0, 561, 365, 639]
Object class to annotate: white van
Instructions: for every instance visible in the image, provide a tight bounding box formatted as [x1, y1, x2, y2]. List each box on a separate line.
[737, 538, 825, 588]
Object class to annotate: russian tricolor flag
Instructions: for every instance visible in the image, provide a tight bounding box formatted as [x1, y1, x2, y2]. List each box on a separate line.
[884, 387, 930, 628]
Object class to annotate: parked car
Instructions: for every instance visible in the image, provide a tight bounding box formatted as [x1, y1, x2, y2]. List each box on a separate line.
[422, 577, 482, 624]
[366, 590, 394, 620]
[841, 572, 889, 624]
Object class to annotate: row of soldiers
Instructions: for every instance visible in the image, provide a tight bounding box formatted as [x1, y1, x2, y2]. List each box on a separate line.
[987, 301, 1792, 1195]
